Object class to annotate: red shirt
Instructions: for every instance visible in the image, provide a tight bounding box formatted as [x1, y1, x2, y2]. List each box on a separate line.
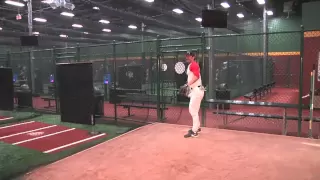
[189, 61, 200, 78]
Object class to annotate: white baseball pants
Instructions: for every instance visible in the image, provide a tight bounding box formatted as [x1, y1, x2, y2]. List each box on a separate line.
[188, 87, 204, 133]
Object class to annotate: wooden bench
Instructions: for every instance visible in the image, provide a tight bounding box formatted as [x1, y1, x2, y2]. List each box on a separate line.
[244, 89, 258, 101]
[243, 82, 276, 101]
[206, 99, 304, 136]
[117, 94, 169, 120]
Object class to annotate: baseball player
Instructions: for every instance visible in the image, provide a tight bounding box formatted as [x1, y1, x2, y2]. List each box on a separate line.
[184, 51, 205, 138]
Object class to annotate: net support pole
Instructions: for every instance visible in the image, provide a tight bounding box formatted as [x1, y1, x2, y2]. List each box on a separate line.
[27, 0, 35, 94]
[141, 22, 145, 52]
[141, 22, 146, 69]
[262, 4, 268, 85]
[156, 36, 162, 122]
[308, 64, 315, 138]
[6, 51, 10, 67]
[207, 1, 215, 104]
[298, 25, 304, 137]
[112, 41, 117, 124]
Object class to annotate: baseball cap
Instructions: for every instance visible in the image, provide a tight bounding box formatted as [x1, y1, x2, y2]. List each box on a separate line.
[186, 51, 196, 57]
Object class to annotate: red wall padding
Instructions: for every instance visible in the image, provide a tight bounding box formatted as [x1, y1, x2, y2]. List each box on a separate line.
[303, 36, 320, 105]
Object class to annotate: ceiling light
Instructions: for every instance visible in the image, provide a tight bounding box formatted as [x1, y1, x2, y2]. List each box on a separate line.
[60, 12, 74, 17]
[257, 0, 265, 5]
[267, 10, 273, 16]
[83, 32, 89, 34]
[144, 0, 154, 2]
[102, 29, 111, 32]
[33, 32, 40, 35]
[99, 19, 110, 24]
[195, 17, 202, 22]
[128, 25, 137, 29]
[237, 13, 244, 18]
[93, 6, 99, 10]
[0, 27, 2, 31]
[60, 34, 68, 38]
[220, 2, 230, 8]
[33, 18, 47, 23]
[72, 24, 83, 28]
[5, 0, 25, 7]
[173, 8, 183, 14]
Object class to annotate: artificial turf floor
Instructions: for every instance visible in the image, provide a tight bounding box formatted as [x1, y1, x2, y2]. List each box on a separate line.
[0, 114, 135, 180]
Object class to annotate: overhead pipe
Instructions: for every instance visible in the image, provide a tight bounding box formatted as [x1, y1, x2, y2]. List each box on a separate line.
[0, 30, 111, 44]
[0, 38, 72, 48]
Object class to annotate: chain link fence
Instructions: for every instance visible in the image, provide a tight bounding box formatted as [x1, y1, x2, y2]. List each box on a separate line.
[2, 30, 319, 137]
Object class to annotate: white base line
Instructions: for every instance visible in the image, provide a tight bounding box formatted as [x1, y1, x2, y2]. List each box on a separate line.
[0, 117, 14, 121]
[44, 133, 106, 153]
[0, 121, 35, 130]
[0, 125, 57, 140]
[13, 128, 76, 145]
[302, 142, 320, 147]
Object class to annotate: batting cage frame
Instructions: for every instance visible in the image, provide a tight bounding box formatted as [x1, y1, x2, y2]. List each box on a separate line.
[3, 27, 320, 138]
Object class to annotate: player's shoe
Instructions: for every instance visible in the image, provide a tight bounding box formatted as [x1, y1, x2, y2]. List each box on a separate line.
[184, 129, 198, 138]
[189, 128, 201, 133]
[197, 128, 201, 133]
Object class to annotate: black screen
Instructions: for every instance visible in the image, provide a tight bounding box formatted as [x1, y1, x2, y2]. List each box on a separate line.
[56, 63, 94, 125]
[0, 68, 14, 111]
[20, 36, 39, 46]
[201, 10, 228, 28]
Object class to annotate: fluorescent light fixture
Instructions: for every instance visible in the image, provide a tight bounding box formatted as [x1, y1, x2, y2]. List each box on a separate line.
[93, 6, 99, 10]
[220, 2, 230, 8]
[128, 25, 137, 29]
[173, 8, 183, 14]
[257, 0, 265, 5]
[5, 0, 25, 7]
[99, 19, 110, 24]
[267, 10, 273, 16]
[72, 24, 83, 28]
[144, 0, 154, 2]
[33, 32, 39, 35]
[60, 34, 68, 38]
[60, 12, 74, 17]
[0, 27, 2, 31]
[102, 29, 111, 32]
[33, 18, 47, 23]
[83, 32, 89, 34]
[237, 13, 244, 18]
[195, 17, 202, 22]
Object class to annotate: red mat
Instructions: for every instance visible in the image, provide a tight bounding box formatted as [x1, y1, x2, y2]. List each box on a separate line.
[20, 129, 107, 153]
[0, 121, 48, 137]
[2, 125, 69, 144]
[0, 121, 107, 153]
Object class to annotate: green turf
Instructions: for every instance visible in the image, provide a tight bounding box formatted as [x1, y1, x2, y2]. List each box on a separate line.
[0, 114, 135, 180]
[0, 110, 41, 125]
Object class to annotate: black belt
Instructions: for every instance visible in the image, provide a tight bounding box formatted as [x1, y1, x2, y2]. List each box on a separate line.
[190, 85, 201, 90]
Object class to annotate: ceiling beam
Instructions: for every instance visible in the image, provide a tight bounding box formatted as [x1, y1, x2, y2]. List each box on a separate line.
[1, 18, 140, 41]
[83, 0, 201, 36]
[131, 0, 198, 26]
[42, 11, 165, 38]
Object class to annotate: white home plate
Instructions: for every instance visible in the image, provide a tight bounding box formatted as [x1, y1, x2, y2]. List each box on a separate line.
[27, 132, 45, 137]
